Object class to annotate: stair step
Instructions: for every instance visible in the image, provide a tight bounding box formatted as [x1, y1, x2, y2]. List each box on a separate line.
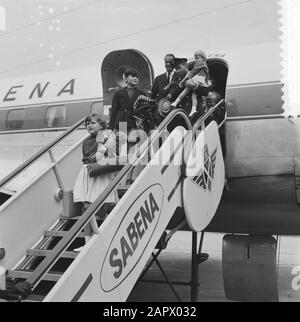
[103, 202, 117, 213]
[117, 185, 131, 198]
[44, 230, 87, 238]
[60, 201, 117, 217]
[117, 184, 131, 191]
[23, 294, 45, 302]
[59, 215, 80, 220]
[59, 217, 96, 221]
[26, 249, 78, 259]
[7, 270, 62, 282]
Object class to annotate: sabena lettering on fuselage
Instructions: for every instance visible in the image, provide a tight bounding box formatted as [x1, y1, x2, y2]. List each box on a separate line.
[2, 79, 75, 102]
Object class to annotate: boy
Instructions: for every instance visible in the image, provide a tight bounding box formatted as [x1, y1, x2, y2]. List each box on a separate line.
[109, 68, 146, 133]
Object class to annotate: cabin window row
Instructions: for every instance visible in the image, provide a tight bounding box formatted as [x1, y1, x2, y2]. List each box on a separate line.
[0, 101, 105, 131]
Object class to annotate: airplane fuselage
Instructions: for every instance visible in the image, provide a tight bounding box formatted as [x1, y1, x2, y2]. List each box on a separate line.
[1, 45, 298, 236]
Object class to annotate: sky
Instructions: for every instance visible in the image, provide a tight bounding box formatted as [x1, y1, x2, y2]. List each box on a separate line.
[0, 0, 299, 114]
[0, 0, 282, 79]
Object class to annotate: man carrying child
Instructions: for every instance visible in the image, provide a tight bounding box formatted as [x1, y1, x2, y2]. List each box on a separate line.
[171, 50, 211, 116]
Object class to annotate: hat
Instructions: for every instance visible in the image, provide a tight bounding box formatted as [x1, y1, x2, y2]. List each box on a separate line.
[124, 68, 140, 78]
[174, 57, 188, 68]
[157, 98, 172, 118]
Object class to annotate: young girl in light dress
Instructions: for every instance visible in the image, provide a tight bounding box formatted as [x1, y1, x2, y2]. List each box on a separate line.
[73, 114, 117, 207]
[73, 113, 117, 250]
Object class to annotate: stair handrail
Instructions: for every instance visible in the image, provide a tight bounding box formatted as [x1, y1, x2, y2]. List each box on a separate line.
[0, 117, 86, 189]
[26, 109, 192, 289]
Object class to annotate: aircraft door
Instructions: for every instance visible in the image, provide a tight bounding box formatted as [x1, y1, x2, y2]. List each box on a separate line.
[101, 49, 154, 120]
[206, 58, 228, 158]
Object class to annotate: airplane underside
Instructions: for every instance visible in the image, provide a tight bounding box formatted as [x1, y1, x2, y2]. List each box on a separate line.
[209, 174, 300, 236]
[167, 174, 300, 236]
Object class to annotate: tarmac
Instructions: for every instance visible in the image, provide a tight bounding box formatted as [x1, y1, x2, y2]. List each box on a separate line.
[128, 232, 300, 302]
[0, 232, 299, 302]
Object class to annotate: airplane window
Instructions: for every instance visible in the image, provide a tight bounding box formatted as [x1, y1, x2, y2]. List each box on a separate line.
[91, 101, 103, 115]
[91, 101, 110, 123]
[6, 109, 26, 130]
[0, 111, 7, 131]
[46, 105, 66, 128]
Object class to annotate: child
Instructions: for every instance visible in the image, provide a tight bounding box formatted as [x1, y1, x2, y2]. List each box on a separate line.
[73, 113, 117, 251]
[171, 50, 210, 115]
[73, 114, 117, 205]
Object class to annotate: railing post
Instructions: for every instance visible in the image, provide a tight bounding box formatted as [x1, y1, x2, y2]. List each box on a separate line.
[191, 232, 199, 302]
[48, 150, 65, 191]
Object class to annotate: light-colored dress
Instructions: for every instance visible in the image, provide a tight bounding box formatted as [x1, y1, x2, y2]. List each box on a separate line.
[73, 129, 117, 204]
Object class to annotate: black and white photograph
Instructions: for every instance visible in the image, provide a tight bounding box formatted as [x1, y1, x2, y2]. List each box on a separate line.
[0, 0, 299, 304]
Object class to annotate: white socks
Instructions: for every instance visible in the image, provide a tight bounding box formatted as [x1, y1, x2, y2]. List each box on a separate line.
[171, 98, 181, 107]
[189, 106, 197, 116]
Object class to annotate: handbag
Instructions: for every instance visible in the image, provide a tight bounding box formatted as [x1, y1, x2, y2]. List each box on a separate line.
[88, 155, 129, 177]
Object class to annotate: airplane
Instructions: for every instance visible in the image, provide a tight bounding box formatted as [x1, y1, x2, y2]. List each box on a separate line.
[0, 0, 283, 184]
[0, 0, 297, 302]
[0, 45, 294, 302]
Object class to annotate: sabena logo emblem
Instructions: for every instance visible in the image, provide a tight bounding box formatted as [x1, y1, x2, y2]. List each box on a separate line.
[0, 6, 6, 31]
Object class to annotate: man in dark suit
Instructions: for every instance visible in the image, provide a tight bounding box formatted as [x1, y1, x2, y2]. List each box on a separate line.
[151, 54, 179, 102]
[109, 68, 146, 133]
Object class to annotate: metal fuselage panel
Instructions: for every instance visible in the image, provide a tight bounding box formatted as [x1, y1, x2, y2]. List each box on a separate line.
[225, 117, 300, 178]
[206, 117, 300, 235]
[208, 175, 300, 236]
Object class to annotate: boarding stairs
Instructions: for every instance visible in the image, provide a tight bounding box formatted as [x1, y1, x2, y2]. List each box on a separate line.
[0, 102, 225, 302]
